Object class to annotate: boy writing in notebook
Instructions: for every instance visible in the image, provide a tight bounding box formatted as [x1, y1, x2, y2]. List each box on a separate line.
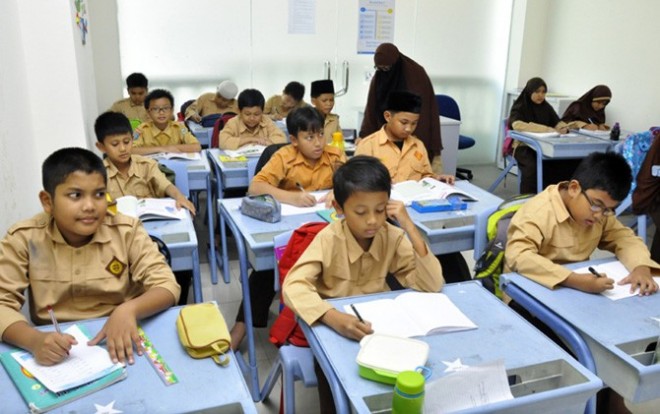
[505, 152, 660, 295]
[355, 90, 454, 184]
[218, 88, 287, 150]
[229, 106, 346, 349]
[0, 148, 180, 366]
[132, 89, 202, 155]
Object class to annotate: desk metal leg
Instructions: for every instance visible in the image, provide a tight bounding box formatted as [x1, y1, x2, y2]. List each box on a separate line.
[220, 210, 231, 284]
[192, 247, 202, 303]
[220, 205, 261, 402]
[206, 174, 219, 285]
[502, 282, 598, 414]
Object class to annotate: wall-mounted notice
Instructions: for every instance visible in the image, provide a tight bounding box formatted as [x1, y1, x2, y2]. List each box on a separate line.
[288, 0, 316, 35]
[357, 0, 395, 54]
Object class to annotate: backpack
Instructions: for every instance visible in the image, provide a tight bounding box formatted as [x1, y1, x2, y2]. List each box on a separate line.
[269, 222, 328, 347]
[211, 112, 238, 148]
[474, 194, 534, 298]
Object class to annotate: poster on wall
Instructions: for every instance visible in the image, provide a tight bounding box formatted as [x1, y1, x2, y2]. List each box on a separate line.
[74, 0, 88, 45]
[357, 0, 395, 54]
[288, 0, 316, 35]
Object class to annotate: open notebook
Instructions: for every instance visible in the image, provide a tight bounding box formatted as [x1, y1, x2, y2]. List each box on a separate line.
[116, 196, 188, 221]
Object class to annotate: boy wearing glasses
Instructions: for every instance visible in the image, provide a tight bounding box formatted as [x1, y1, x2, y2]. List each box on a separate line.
[229, 106, 346, 350]
[505, 152, 660, 295]
[132, 89, 201, 155]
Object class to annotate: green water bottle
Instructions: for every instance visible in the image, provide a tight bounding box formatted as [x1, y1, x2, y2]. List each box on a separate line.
[392, 370, 425, 414]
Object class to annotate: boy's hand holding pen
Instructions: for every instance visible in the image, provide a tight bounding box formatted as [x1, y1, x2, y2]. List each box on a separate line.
[294, 182, 318, 207]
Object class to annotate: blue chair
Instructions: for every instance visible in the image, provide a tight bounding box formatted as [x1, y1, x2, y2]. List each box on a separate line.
[436, 94, 476, 181]
[488, 119, 521, 193]
[157, 158, 190, 198]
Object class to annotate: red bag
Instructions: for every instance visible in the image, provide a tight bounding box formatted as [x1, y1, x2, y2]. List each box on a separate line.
[269, 222, 328, 347]
[210, 112, 237, 148]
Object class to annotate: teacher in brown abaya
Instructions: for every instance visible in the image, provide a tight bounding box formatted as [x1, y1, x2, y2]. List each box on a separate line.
[359, 43, 443, 172]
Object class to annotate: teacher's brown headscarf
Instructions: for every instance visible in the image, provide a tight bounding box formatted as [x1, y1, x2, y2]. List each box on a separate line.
[359, 43, 442, 157]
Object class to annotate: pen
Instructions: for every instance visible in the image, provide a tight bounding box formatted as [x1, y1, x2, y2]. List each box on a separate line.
[588, 266, 604, 278]
[350, 304, 365, 323]
[295, 182, 306, 193]
[47, 305, 62, 334]
[588, 118, 594, 124]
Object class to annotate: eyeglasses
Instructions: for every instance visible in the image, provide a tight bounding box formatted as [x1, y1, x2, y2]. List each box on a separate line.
[149, 106, 172, 113]
[374, 65, 391, 72]
[580, 190, 616, 216]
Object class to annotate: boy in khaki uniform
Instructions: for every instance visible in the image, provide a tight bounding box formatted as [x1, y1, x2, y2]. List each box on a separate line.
[506, 152, 660, 294]
[356, 91, 454, 184]
[133, 89, 201, 156]
[184, 80, 239, 123]
[0, 148, 180, 366]
[230, 106, 346, 350]
[218, 89, 287, 150]
[310, 80, 341, 143]
[109, 72, 150, 124]
[264, 81, 307, 121]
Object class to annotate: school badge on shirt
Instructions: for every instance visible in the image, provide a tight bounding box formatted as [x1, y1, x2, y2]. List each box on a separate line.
[106, 257, 126, 278]
[414, 151, 423, 161]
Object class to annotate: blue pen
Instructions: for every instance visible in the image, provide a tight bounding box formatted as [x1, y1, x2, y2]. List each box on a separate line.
[588, 118, 594, 124]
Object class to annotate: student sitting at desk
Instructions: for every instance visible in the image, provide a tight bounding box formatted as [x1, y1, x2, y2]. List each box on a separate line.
[505, 152, 660, 295]
[109, 72, 150, 125]
[132, 89, 202, 156]
[184, 80, 239, 123]
[283, 156, 444, 413]
[561, 84, 612, 131]
[0, 148, 180, 366]
[310, 79, 341, 143]
[229, 106, 346, 350]
[509, 77, 577, 194]
[264, 81, 307, 121]
[633, 130, 660, 262]
[218, 88, 288, 150]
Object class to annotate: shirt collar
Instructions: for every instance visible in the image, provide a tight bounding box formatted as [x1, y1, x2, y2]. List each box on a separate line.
[104, 155, 143, 179]
[549, 183, 571, 223]
[46, 214, 113, 246]
[343, 220, 384, 263]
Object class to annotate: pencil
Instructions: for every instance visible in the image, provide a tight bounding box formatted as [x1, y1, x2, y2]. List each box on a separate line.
[295, 182, 306, 193]
[588, 266, 604, 278]
[47, 305, 62, 334]
[350, 304, 365, 323]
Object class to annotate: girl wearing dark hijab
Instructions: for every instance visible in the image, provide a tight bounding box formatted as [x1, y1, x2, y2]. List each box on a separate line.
[359, 43, 442, 169]
[561, 85, 612, 131]
[509, 77, 577, 194]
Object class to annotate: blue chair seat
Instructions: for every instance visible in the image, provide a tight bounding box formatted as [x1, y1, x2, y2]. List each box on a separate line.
[458, 135, 476, 150]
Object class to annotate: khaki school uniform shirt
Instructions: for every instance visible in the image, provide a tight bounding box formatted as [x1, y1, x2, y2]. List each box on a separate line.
[104, 155, 172, 201]
[355, 126, 434, 183]
[322, 113, 341, 143]
[185, 92, 238, 120]
[282, 220, 444, 325]
[253, 144, 346, 191]
[133, 120, 200, 148]
[109, 97, 150, 123]
[0, 213, 180, 337]
[218, 115, 287, 150]
[264, 95, 307, 119]
[505, 184, 660, 289]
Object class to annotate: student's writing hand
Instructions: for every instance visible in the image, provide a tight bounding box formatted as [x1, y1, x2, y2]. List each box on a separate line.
[436, 174, 455, 185]
[386, 200, 414, 230]
[89, 304, 143, 365]
[176, 197, 196, 216]
[319, 190, 335, 209]
[583, 124, 598, 131]
[556, 126, 569, 134]
[290, 191, 318, 207]
[32, 331, 77, 366]
[321, 309, 373, 341]
[564, 272, 614, 293]
[619, 266, 658, 296]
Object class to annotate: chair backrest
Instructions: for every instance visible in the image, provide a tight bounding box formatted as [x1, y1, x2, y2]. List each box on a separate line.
[435, 94, 461, 121]
[157, 159, 190, 198]
[254, 143, 289, 177]
[210, 112, 237, 148]
[150, 235, 172, 266]
[179, 99, 195, 122]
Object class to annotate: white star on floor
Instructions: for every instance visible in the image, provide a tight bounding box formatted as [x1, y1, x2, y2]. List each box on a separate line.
[94, 401, 122, 414]
[442, 358, 467, 373]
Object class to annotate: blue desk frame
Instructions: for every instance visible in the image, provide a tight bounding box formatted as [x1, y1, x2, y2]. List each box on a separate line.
[1, 305, 257, 413]
[301, 282, 602, 413]
[188, 122, 212, 148]
[502, 259, 660, 407]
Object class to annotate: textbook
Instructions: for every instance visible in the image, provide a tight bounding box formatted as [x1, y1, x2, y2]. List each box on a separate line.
[149, 152, 201, 161]
[116, 196, 188, 221]
[223, 144, 267, 158]
[0, 325, 127, 413]
[345, 292, 477, 338]
[391, 177, 478, 206]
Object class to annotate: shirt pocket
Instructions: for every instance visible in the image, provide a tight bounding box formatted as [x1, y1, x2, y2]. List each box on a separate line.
[130, 181, 154, 198]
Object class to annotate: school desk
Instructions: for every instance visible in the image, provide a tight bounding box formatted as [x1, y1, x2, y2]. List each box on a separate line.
[300, 282, 602, 414]
[0, 305, 257, 414]
[143, 211, 203, 303]
[218, 186, 501, 401]
[501, 258, 660, 405]
[509, 131, 614, 193]
[188, 121, 212, 148]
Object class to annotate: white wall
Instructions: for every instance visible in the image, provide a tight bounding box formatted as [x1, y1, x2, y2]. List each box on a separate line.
[0, 0, 97, 235]
[88, 0, 123, 113]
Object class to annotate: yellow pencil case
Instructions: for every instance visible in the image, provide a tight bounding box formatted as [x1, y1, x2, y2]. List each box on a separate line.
[176, 302, 230, 366]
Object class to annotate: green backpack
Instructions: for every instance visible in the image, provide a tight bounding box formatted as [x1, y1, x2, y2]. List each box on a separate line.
[474, 194, 534, 298]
